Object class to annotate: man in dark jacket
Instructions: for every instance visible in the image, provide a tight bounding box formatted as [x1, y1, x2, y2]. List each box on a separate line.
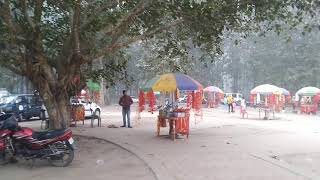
[119, 90, 133, 128]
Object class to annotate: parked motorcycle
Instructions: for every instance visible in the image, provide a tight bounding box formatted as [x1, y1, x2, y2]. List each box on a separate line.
[0, 113, 75, 167]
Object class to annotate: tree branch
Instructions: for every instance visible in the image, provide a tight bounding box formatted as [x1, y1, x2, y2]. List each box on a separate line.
[70, 0, 152, 66]
[21, 0, 36, 31]
[107, 19, 184, 52]
[106, 0, 151, 45]
[2, 64, 25, 76]
[57, 0, 82, 88]
[92, 18, 184, 63]
[34, 0, 44, 24]
[72, 0, 81, 56]
[0, 56, 26, 76]
[81, 0, 126, 29]
[0, 0, 17, 42]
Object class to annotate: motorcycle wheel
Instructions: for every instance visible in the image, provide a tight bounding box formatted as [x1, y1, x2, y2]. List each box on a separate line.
[39, 111, 46, 121]
[18, 113, 23, 122]
[0, 151, 10, 165]
[48, 144, 74, 167]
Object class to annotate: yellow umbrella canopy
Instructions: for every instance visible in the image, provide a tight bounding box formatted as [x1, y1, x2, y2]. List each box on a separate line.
[141, 73, 203, 92]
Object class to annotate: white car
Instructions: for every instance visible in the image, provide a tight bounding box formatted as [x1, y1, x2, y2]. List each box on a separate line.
[0, 88, 10, 98]
[130, 96, 139, 103]
[70, 97, 101, 118]
[178, 95, 188, 103]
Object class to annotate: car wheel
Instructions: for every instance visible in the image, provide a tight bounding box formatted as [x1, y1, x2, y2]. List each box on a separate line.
[39, 111, 46, 120]
[18, 114, 23, 122]
[94, 109, 101, 119]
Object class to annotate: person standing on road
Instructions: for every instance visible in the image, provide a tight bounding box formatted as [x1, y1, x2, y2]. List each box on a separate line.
[119, 90, 133, 128]
[240, 97, 247, 117]
[227, 95, 234, 113]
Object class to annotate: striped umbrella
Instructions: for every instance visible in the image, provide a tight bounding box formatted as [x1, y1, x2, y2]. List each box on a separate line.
[250, 84, 281, 95]
[296, 87, 320, 96]
[140, 73, 202, 92]
[204, 86, 224, 94]
[279, 88, 290, 96]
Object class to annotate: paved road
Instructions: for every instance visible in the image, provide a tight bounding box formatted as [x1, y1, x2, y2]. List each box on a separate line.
[16, 105, 320, 180]
[0, 127, 156, 180]
[73, 105, 320, 180]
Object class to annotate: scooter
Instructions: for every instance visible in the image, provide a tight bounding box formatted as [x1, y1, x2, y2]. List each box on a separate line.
[0, 113, 75, 167]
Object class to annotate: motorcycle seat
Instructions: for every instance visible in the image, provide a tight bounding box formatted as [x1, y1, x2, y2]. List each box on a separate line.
[32, 129, 67, 141]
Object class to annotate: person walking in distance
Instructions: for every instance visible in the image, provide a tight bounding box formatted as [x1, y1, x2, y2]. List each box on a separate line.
[227, 95, 234, 113]
[119, 90, 133, 128]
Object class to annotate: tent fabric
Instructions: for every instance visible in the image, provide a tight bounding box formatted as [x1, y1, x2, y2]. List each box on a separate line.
[86, 79, 101, 91]
[250, 84, 281, 95]
[296, 87, 320, 96]
[140, 73, 202, 93]
[204, 86, 224, 94]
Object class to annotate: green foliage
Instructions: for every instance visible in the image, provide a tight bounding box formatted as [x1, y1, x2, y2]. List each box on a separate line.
[0, 0, 319, 87]
[85, 52, 131, 86]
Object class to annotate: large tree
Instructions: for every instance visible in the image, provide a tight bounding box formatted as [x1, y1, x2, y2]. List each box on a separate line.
[0, 0, 319, 129]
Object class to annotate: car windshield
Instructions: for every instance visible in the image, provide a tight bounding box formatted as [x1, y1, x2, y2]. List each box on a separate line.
[71, 97, 87, 103]
[71, 99, 79, 103]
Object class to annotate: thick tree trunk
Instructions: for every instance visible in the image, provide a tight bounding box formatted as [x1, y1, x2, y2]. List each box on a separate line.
[29, 66, 71, 130]
[39, 82, 70, 129]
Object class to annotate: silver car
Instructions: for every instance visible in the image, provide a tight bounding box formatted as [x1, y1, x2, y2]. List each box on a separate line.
[70, 97, 101, 118]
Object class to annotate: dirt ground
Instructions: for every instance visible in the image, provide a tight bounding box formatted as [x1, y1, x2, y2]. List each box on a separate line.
[0, 135, 156, 180]
[3, 104, 320, 180]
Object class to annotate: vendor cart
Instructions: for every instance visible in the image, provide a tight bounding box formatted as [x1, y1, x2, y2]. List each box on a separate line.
[70, 104, 85, 126]
[295, 87, 320, 114]
[250, 84, 282, 120]
[140, 73, 203, 140]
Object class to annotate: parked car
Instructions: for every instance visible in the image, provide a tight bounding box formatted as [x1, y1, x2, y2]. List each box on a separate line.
[70, 97, 101, 118]
[0, 94, 47, 121]
[178, 95, 207, 104]
[178, 95, 188, 103]
[0, 88, 10, 98]
[130, 96, 139, 103]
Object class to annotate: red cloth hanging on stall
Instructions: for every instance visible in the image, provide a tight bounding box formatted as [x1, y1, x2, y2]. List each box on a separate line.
[192, 91, 203, 113]
[270, 95, 276, 104]
[207, 92, 214, 108]
[250, 95, 255, 105]
[216, 93, 223, 106]
[175, 90, 180, 101]
[312, 95, 320, 114]
[186, 92, 192, 108]
[147, 91, 156, 112]
[138, 91, 145, 112]
[314, 94, 320, 104]
[286, 95, 292, 104]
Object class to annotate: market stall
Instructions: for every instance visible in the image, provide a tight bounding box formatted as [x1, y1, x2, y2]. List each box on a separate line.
[139, 73, 203, 140]
[278, 88, 291, 111]
[250, 84, 282, 119]
[70, 104, 85, 126]
[70, 79, 101, 127]
[295, 87, 320, 114]
[204, 86, 224, 108]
